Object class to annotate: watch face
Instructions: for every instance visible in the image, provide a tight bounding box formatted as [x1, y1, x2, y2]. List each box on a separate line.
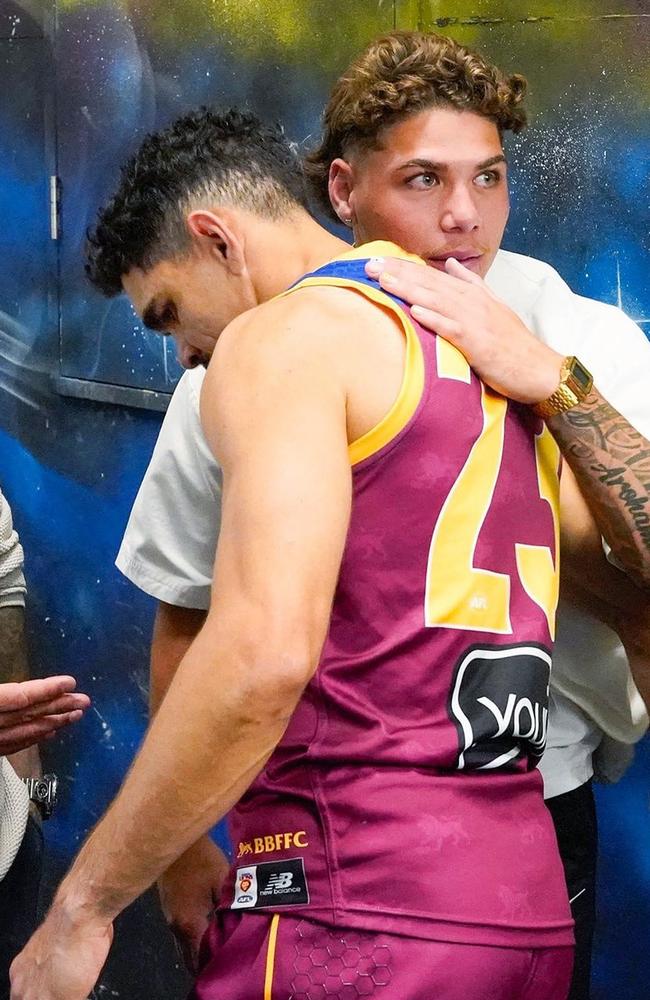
[571, 359, 593, 389]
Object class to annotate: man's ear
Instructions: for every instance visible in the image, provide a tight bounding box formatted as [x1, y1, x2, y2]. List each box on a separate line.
[328, 159, 355, 227]
[186, 210, 246, 274]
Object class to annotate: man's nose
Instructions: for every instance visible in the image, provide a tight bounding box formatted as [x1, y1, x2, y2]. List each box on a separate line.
[440, 184, 480, 233]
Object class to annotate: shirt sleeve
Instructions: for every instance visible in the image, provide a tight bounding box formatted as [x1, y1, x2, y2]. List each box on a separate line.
[115, 369, 222, 610]
[0, 488, 26, 609]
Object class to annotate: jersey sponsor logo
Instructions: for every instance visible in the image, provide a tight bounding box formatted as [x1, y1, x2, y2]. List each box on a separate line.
[236, 830, 309, 858]
[449, 644, 551, 771]
[231, 858, 309, 910]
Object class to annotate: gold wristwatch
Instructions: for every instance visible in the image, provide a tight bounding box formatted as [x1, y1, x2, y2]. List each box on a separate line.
[533, 355, 593, 420]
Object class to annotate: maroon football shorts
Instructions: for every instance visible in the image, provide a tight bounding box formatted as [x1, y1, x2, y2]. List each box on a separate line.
[190, 911, 573, 1000]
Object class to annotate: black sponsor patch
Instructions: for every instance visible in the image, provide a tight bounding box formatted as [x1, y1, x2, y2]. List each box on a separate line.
[232, 857, 309, 910]
[449, 643, 551, 771]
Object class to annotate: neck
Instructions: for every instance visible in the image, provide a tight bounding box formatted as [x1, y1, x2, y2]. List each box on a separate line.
[244, 211, 352, 303]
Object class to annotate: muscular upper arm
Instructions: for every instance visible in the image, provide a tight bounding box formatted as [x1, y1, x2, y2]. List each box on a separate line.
[199, 295, 353, 676]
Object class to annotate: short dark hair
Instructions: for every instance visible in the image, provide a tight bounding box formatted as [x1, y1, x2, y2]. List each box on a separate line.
[86, 108, 309, 296]
[305, 30, 527, 221]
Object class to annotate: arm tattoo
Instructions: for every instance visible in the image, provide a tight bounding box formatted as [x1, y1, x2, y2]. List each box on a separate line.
[0, 606, 30, 684]
[549, 386, 650, 588]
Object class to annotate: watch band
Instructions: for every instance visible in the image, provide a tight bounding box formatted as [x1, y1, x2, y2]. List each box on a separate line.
[533, 356, 593, 420]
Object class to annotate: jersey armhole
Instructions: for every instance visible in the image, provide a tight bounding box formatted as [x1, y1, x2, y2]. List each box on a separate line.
[282, 275, 425, 466]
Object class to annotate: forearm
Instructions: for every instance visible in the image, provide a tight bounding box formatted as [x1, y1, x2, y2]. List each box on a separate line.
[150, 603, 227, 897]
[0, 606, 29, 684]
[549, 387, 650, 588]
[55, 619, 306, 923]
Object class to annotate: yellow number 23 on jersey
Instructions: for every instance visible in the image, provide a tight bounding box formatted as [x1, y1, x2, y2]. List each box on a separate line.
[425, 340, 560, 639]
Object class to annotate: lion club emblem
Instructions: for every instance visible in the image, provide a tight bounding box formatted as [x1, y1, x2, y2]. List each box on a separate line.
[237, 841, 253, 858]
[239, 873, 253, 894]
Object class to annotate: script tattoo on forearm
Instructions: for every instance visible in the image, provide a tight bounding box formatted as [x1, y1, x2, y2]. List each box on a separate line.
[0, 606, 30, 684]
[549, 388, 650, 588]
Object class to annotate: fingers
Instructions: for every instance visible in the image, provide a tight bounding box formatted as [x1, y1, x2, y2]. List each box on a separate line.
[0, 709, 85, 755]
[445, 258, 501, 304]
[365, 256, 424, 283]
[0, 692, 90, 727]
[365, 256, 471, 317]
[0, 676, 80, 714]
[444, 256, 485, 288]
[365, 255, 470, 346]
[409, 306, 463, 342]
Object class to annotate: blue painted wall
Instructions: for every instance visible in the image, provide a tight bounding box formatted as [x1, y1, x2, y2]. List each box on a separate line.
[0, 2, 648, 997]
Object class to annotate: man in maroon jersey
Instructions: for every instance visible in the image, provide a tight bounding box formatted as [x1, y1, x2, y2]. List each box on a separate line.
[11, 50, 650, 1000]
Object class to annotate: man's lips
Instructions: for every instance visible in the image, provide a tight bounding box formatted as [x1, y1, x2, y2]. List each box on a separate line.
[428, 251, 482, 263]
[426, 252, 484, 273]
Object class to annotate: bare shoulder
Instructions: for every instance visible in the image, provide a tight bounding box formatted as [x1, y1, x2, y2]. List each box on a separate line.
[199, 289, 357, 453]
[209, 283, 401, 375]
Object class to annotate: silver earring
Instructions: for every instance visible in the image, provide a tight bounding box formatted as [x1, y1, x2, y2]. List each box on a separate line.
[342, 217, 353, 227]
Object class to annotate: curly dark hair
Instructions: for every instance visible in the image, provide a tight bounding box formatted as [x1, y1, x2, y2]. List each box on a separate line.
[86, 108, 309, 296]
[304, 31, 528, 221]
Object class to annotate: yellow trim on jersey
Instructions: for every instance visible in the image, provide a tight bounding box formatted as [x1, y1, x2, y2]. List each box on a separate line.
[436, 337, 471, 383]
[283, 274, 425, 465]
[263, 914, 280, 1000]
[334, 239, 426, 266]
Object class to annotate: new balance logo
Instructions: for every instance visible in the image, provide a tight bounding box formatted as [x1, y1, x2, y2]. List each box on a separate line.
[231, 858, 309, 909]
[266, 872, 293, 890]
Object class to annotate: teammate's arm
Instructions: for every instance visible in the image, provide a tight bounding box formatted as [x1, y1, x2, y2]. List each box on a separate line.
[560, 467, 650, 709]
[149, 602, 206, 717]
[9, 296, 353, 1000]
[548, 390, 650, 591]
[150, 601, 228, 975]
[365, 256, 650, 588]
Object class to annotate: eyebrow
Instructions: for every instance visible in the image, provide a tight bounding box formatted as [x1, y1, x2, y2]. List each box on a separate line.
[142, 297, 171, 333]
[398, 154, 507, 173]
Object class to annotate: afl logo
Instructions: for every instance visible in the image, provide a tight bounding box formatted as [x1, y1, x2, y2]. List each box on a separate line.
[238, 873, 253, 894]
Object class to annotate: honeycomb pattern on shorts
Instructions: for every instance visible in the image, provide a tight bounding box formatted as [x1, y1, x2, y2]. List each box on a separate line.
[290, 920, 392, 999]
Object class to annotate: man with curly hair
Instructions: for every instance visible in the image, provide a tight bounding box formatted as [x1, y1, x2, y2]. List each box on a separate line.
[12, 36, 650, 1000]
[304, 31, 650, 1000]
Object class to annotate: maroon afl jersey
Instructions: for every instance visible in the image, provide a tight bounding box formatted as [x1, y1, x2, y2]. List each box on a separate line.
[219, 241, 573, 948]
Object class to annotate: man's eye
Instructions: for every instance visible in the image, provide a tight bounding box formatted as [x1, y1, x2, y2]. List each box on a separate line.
[407, 172, 438, 189]
[475, 170, 501, 188]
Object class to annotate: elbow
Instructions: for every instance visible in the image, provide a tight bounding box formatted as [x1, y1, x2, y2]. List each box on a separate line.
[198, 598, 330, 720]
[223, 626, 323, 718]
[260, 651, 315, 706]
[257, 620, 324, 693]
